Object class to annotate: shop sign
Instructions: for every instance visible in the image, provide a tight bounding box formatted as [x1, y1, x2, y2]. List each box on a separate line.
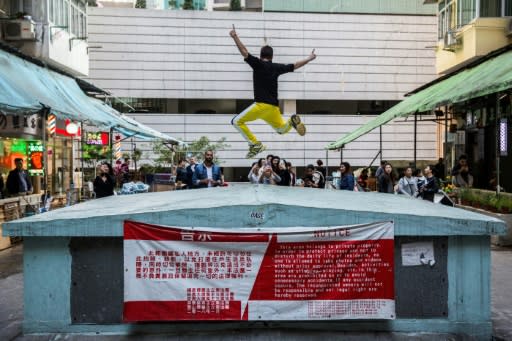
[10, 139, 27, 153]
[55, 119, 81, 138]
[0, 113, 42, 138]
[85, 131, 110, 145]
[27, 141, 44, 175]
[123, 221, 395, 322]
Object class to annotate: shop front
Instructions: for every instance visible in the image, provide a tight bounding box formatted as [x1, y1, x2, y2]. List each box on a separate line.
[446, 94, 512, 191]
[0, 111, 45, 249]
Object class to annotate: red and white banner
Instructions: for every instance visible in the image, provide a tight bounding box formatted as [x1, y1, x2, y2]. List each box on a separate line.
[123, 221, 395, 322]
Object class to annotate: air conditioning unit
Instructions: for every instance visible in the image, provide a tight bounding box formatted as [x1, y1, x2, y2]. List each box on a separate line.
[505, 18, 512, 37]
[443, 31, 459, 51]
[3, 19, 36, 40]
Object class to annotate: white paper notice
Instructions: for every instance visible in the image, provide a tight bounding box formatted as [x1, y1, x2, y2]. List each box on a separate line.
[401, 241, 435, 266]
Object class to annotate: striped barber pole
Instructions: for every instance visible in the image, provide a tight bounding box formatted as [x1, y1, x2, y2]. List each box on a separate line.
[47, 114, 56, 135]
[114, 138, 122, 161]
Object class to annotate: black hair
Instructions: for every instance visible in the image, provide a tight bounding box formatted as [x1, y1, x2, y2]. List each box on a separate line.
[459, 154, 468, 160]
[306, 164, 315, 171]
[260, 45, 273, 60]
[101, 161, 114, 176]
[316, 159, 323, 166]
[340, 162, 351, 174]
[271, 155, 281, 172]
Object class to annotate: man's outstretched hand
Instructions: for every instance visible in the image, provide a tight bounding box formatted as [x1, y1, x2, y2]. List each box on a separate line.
[309, 49, 317, 61]
[293, 49, 317, 70]
[230, 24, 248, 58]
[229, 24, 237, 38]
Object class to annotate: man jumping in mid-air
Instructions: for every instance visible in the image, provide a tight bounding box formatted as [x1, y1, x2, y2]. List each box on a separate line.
[229, 25, 317, 158]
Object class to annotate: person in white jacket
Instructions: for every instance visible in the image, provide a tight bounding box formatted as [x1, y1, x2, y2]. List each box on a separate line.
[398, 167, 418, 197]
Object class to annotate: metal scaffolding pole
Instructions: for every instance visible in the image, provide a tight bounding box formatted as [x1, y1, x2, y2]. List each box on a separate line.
[414, 112, 418, 169]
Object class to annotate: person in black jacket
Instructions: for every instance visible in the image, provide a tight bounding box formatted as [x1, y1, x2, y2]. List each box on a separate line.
[419, 165, 439, 202]
[175, 159, 188, 189]
[378, 163, 395, 194]
[185, 157, 197, 189]
[93, 162, 116, 198]
[6, 158, 32, 196]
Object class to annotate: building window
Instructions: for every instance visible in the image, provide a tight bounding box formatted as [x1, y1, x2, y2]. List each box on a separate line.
[438, 0, 457, 39]
[48, 0, 87, 37]
[458, 0, 477, 28]
[439, 0, 512, 39]
[480, 0, 501, 17]
[507, 0, 512, 15]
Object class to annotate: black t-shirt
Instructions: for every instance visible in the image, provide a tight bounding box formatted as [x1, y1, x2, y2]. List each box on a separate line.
[244, 54, 294, 106]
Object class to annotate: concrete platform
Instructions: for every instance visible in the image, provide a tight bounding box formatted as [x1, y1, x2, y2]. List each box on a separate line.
[2, 185, 508, 339]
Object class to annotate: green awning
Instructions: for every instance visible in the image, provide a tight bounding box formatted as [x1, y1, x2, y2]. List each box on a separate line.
[326, 48, 512, 150]
[0, 48, 185, 144]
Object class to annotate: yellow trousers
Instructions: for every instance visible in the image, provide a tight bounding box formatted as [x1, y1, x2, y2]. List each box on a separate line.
[231, 102, 292, 145]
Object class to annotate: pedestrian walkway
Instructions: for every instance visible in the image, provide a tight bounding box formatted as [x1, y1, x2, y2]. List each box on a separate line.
[1, 243, 511, 341]
[491, 246, 512, 341]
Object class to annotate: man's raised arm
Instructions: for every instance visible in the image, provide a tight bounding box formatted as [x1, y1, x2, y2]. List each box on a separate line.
[294, 49, 317, 70]
[230, 24, 249, 59]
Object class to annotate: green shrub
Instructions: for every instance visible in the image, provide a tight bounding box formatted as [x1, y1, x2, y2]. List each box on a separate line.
[459, 188, 512, 213]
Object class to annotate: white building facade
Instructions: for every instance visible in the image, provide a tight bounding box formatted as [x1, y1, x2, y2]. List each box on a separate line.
[0, 0, 89, 76]
[86, 7, 439, 176]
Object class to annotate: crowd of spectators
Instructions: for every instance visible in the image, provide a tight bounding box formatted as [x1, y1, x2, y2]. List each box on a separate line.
[100, 150, 474, 206]
[241, 153, 475, 205]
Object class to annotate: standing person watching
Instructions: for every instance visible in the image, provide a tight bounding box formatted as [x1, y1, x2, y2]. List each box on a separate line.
[258, 165, 281, 185]
[375, 160, 387, 191]
[434, 157, 445, 179]
[303, 164, 325, 189]
[378, 162, 395, 194]
[451, 155, 473, 188]
[338, 162, 355, 191]
[193, 150, 223, 189]
[93, 162, 116, 198]
[419, 165, 439, 202]
[229, 25, 316, 158]
[175, 159, 188, 189]
[6, 158, 32, 196]
[357, 168, 369, 191]
[397, 167, 418, 197]
[286, 161, 296, 186]
[248, 158, 264, 184]
[185, 157, 197, 189]
[375, 160, 387, 178]
[120, 157, 131, 185]
[316, 159, 327, 178]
